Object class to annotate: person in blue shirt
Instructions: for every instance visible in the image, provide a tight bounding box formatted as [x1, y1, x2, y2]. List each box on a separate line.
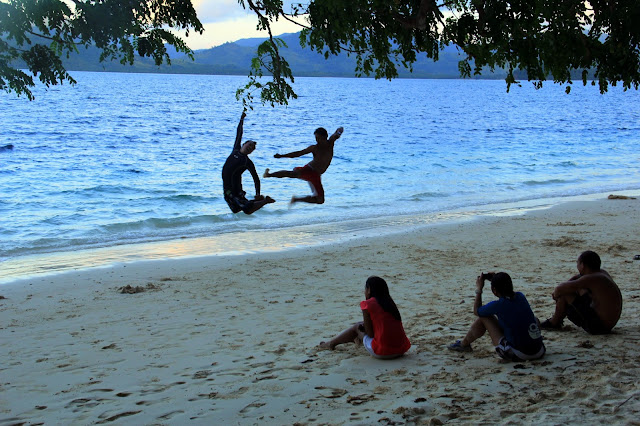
[448, 272, 545, 361]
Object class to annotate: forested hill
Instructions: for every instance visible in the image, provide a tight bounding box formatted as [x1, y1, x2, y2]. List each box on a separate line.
[55, 32, 510, 80]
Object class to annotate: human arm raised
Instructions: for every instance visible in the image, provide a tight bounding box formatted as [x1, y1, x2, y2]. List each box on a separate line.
[328, 127, 344, 143]
[233, 111, 247, 151]
[273, 145, 314, 159]
[473, 274, 484, 316]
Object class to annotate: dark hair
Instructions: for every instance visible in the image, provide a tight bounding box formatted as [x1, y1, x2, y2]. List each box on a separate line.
[579, 250, 601, 271]
[490, 272, 515, 299]
[314, 127, 328, 138]
[366, 276, 402, 321]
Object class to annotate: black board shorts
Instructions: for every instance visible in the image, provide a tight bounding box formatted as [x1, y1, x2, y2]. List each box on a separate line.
[224, 191, 254, 214]
[567, 292, 610, 335]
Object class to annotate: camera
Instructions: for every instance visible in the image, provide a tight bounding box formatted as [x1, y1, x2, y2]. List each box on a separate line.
[481, 272, 495, 281]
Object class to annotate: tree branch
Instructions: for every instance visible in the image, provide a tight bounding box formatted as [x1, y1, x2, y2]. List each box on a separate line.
[25, 29, 81, 47]
[279, 12, 311, 30]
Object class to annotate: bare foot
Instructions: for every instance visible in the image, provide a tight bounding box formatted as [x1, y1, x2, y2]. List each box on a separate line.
[263, 168, 270, 178]
[318, 341, 335, 350]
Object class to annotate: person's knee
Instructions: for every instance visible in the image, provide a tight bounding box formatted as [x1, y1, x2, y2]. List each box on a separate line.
[473, 316, 488, 327]
[480, 315, 499, 327]
[556, 293, 575, 304]
[316, 195, 325, 204]
[242, 202, 258, 215]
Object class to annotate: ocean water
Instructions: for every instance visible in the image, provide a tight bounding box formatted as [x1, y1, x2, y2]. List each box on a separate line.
[1, 72, 639, 281]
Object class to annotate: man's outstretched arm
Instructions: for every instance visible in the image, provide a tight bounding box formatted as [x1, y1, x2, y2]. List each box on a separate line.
[274, 145, 314, 159]
[234, 111, 246, 151]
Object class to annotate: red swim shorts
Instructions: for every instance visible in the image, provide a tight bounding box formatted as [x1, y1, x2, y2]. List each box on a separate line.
[294, 165, 324, 198]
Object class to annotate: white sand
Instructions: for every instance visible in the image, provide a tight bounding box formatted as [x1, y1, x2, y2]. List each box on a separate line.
[1, 195, 639, 424]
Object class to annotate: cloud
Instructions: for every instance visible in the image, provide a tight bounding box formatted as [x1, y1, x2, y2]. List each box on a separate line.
[179, 1, 307, 50]
[179, 15, 303, 50]
[192, 0, 308, 24]
[176, 0, 304, 50]
[192, 0, 250, 23]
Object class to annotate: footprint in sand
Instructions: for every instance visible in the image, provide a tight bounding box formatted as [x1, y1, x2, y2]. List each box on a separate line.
[95, 411, 141, 423]
[188, 392, 218, 401]
[66, 398, 97, 409]
[239, 401, 266, 414]
[347, 394, 377, 405]
[101, 343, 118, 350]
[156, 410, 185, 420]
[192, 370, 212, 379]
[315, 386, 348, 399]
[253, 375, 277, 383]
[218, 386, 249, 399]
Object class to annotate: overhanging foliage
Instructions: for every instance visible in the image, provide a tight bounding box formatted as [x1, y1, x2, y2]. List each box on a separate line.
[2, 0, 639, 104]
[0, 0, 203, 100]
[238, 0, 640, 106]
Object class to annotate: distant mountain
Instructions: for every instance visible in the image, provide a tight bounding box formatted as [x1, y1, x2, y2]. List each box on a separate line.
[12, 31, 512, 79]
[189, 32, 503, 79]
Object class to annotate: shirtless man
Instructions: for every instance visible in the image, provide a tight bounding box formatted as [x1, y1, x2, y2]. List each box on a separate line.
[263, 126, 344, 204]
[540, 250, 622, 334]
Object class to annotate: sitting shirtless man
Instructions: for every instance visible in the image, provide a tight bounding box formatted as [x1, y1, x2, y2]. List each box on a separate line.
[541, 250, 622, 334]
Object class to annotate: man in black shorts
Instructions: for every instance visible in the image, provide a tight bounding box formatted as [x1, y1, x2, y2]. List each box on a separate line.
[540, 250, 622, 334]
[222, 112, 274, 214]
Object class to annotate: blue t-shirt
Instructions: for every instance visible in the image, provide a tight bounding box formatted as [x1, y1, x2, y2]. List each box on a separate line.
[477, 292, 543, 355]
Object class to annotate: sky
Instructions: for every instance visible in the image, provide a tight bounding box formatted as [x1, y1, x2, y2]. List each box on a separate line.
[179, 1, 307, 50]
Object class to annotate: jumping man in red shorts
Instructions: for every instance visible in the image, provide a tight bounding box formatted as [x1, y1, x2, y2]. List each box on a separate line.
[263, 126, 344, 205]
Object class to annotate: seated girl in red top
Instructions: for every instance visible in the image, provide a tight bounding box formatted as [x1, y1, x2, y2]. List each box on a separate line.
[319, 276, 411, 359]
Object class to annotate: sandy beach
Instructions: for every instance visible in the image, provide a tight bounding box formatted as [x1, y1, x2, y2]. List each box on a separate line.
[1, 194, 639, 424]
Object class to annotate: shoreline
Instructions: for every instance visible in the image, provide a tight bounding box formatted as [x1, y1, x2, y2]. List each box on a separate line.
[2, 190, 639, 285]
[1, 193, 639, 423]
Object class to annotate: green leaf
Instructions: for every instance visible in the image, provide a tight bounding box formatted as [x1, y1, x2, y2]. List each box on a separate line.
[1, 0, 203, 100]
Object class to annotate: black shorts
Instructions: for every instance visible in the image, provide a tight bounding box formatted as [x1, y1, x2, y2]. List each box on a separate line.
[567, 293, 610, 335]
[224, 191, 254, 214]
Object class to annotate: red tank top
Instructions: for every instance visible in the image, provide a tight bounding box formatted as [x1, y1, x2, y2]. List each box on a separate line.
[360, 297, 411, 356]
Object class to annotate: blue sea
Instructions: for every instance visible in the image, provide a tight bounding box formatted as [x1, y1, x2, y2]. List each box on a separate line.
[1, 72, 639, 282]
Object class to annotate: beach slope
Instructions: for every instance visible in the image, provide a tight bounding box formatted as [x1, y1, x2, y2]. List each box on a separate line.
[1, 196, 639, 424]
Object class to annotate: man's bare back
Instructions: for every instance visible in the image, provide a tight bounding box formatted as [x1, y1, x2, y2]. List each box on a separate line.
[560, 271, 622, 330]
[543, 251, 622, 333]
[306, 136, 336, 174]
